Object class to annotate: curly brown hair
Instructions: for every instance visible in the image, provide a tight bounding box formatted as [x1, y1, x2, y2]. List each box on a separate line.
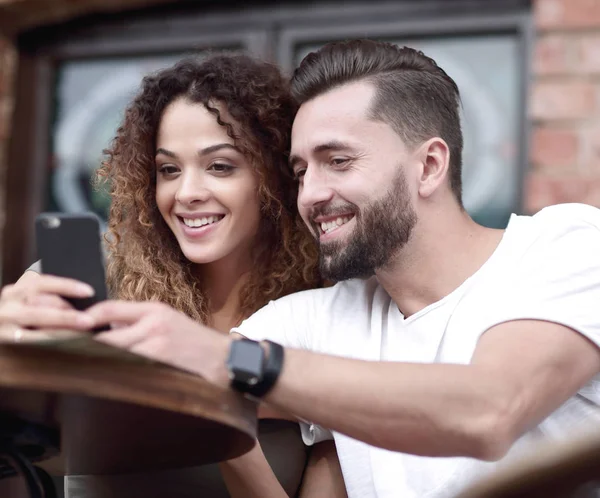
[96, 53, 320, 325]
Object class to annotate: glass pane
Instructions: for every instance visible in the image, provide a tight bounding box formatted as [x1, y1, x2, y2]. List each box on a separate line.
[296, 35, 521, 229]
[50, 50, 240, 230]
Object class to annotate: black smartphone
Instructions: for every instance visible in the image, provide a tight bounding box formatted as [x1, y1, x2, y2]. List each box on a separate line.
[35, 212, 108, 311]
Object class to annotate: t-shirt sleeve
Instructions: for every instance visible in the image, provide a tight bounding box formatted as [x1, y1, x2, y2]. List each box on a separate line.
[231, 289, 318, 350]
[231, 290, 334, 445]
[485, 204, 600, 347]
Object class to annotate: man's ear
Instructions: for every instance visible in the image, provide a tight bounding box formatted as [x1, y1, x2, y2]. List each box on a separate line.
[416, 137, 451, 199]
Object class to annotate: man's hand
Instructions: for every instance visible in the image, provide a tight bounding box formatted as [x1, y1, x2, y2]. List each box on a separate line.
[85, 300, 231, 385]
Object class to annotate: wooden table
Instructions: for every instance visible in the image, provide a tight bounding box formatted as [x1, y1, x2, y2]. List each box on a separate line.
[456, 430, 600, 498]
[0, 331, 257, 492]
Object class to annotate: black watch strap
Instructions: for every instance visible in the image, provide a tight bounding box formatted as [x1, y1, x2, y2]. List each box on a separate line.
[248, 340, 284, 398]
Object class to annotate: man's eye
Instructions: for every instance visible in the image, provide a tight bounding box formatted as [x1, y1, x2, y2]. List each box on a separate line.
[331, 158, 348, 166]
[157, 165, 179, 175]
[294, 169, 306, 181]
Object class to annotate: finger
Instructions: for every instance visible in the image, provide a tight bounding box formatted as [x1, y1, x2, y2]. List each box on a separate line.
[86, 300, 164, 326]
[29, 293, 74, 310]
[94, 323, 151, 348]
[0, 323, 26, 342]
[109, 321, 130, 329]
[1, 276, 93, 302]
[0, 304, 95, 330]
[0, 284, 20, 300]
[29, 275, 95, 298]
[0, 325, 85, 343]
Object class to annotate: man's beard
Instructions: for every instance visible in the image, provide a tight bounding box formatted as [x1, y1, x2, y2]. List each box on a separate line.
[318, 169, 417, 281]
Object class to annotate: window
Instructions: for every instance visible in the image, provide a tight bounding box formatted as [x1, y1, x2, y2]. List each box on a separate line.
[279, 13, 530, 229]
[4, 0, 530, 283]
[51, 55, 182, 225]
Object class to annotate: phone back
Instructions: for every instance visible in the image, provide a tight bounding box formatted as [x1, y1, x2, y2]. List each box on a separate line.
[35, 212, 107, 310]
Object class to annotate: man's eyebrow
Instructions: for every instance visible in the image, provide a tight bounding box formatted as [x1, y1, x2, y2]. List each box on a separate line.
[289, 141, 355, 170]
[313, 140, 355, 155]
[155, 143, 240, 158]
[155, 147, 176, 158]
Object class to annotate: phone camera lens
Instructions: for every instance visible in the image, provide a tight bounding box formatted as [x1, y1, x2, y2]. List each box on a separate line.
[42, 216, 61, 229]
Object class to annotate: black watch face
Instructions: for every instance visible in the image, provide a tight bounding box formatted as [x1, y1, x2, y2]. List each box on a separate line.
[228, 340, 264, 385]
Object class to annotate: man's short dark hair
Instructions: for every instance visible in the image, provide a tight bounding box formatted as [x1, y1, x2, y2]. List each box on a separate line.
[291, 39, 464, 204]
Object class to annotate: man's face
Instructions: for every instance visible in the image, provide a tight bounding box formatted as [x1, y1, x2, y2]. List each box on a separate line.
[290, 81, 418, 281]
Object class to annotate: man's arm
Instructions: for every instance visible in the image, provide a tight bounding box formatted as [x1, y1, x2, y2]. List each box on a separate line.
[86, 301, 600, 462]
[261, 319, 600, 461]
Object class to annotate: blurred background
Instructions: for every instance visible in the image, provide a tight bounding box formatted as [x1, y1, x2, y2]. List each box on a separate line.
[0, 0, 597, 284]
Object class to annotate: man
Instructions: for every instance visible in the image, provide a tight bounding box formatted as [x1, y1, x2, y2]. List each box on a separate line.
[7, 40, 600, 497]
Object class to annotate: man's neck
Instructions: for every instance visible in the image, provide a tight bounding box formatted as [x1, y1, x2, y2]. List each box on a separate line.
[376, 206, 505, 318]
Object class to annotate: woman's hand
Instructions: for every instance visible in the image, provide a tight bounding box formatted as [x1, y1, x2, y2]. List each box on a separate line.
[0, 272, 96, 333]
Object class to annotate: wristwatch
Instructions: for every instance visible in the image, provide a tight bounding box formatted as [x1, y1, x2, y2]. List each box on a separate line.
[226, 338, 284, 398]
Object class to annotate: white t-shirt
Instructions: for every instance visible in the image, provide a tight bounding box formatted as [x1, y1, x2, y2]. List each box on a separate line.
[235, 203, 600, 498]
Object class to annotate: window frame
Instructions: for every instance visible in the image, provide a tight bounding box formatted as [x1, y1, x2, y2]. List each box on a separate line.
[276, 10, 533, 225]
[3, 0, 532, 284]
[4, 19, 270, 284]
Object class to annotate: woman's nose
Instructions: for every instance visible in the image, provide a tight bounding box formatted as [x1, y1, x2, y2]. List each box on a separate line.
[175, 172, 211, 205]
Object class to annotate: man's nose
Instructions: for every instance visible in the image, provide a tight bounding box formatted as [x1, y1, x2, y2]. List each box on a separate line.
[175, 171, 211, 205]
[298, 166, 334, 212]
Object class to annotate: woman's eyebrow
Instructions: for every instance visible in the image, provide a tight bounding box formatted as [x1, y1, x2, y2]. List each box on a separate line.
[155, 143, 241, 158]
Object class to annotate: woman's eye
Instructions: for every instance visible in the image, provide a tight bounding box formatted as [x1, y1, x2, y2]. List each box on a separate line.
[209, 163, 235, 174]
[157, 165, 179, 176]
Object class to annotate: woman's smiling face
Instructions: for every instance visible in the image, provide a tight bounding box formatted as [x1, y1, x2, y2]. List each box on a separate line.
[155, 98, 261, 267]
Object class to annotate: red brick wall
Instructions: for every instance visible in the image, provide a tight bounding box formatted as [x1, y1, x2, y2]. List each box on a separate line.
[527, 0, 600, 212]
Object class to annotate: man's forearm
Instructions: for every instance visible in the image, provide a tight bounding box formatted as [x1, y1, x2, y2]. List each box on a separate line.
[211, 321, 600, 463]
[263, 348, 516, 460]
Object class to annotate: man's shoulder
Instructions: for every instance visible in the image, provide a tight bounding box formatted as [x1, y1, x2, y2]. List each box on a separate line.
[274, 276, 382, 309]
[506, 203, 600, 252]
[527, 203, 600, 233]
[495, 202, 600, 280]
[235, 277, 385, 348]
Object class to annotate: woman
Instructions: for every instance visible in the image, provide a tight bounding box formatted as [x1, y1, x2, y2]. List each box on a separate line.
[0, 54, 345, 497]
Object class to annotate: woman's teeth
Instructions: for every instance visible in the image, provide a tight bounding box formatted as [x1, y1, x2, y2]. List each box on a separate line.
[182, 215, 223, 228]
[321, 216, 352, 234]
